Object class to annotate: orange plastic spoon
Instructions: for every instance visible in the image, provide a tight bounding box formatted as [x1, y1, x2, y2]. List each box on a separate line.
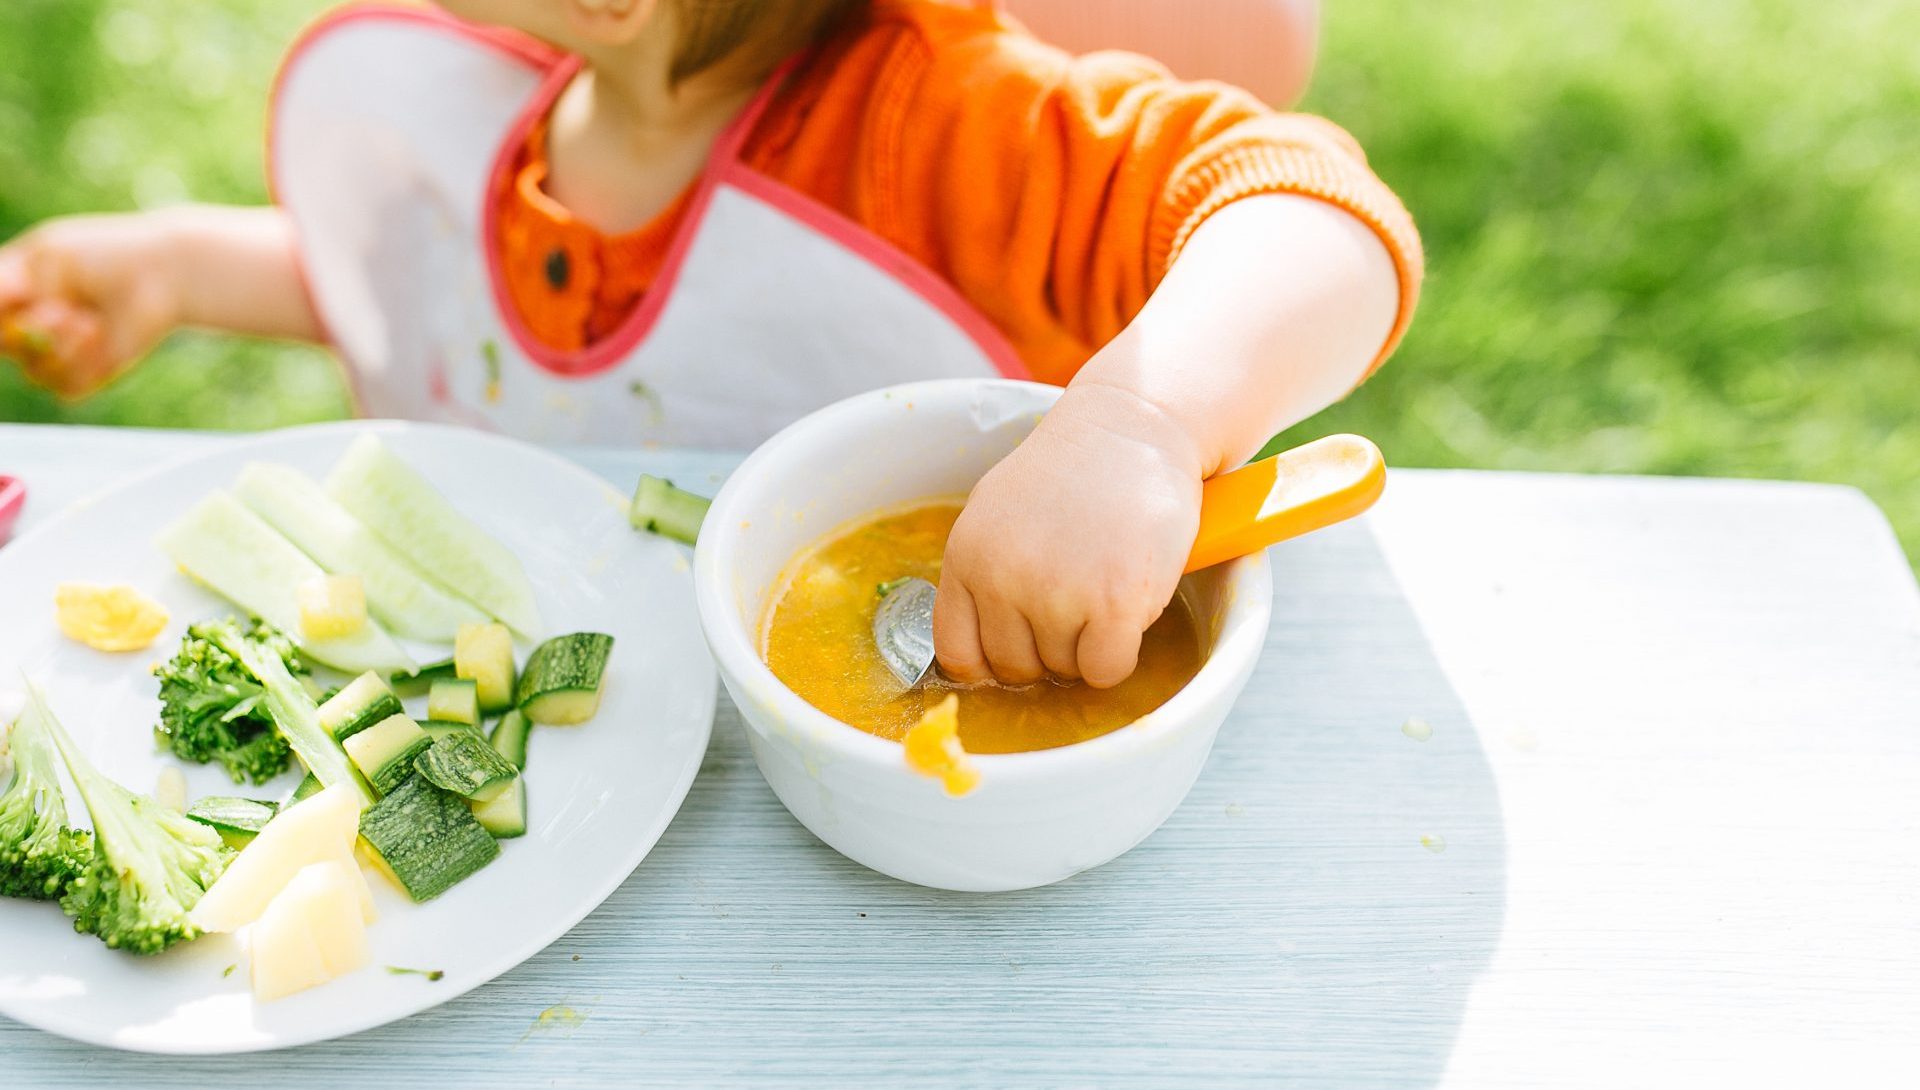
[872, 434, 1387, 685]
[1184, 432, 1386, 572]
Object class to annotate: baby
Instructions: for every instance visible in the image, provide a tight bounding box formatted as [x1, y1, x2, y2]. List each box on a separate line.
[0, 0, 1420, 687]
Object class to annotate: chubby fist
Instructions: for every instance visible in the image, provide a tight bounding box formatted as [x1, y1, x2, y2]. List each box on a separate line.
[934, 383, 1204, 688]
[0, 212, 183, 399]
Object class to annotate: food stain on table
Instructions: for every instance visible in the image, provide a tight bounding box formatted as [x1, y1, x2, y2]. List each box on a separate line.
[761, 501, 1204, 755]
[533, 1005, 587, 1031]
[1401, 716, 1433, 742]
[1420, 833, 1448, 854]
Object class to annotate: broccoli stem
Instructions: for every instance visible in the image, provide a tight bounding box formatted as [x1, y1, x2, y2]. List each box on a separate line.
[215, 630, 373, 808]
[0, 694, 90, 901]
[27, 681, 231, 954]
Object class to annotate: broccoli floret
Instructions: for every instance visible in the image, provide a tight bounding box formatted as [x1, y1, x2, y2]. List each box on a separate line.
[0, 700, 93, 901]
[27, 684, 232, 955]
[153, 617, 307, 784]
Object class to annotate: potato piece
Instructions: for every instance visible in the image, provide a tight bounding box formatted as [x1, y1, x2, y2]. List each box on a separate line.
[249, 860, 370, 1001]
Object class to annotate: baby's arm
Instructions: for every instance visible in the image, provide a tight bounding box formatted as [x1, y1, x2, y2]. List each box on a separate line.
[1006, 0, 1321, 107]
[0, 206, 318, 398]
[934, 193, 1397, 686]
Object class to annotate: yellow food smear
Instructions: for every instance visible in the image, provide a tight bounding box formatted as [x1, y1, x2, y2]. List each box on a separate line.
[535, 1005, 586, 1030]
[762, 502, 1204, 754]
[54, 582, 169, 651]
[903, 694, 979, 796]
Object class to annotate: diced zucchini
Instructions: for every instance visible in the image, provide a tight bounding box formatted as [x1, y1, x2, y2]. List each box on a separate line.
[324, 435, 542, 637]
[343, 714, 434, 797]
[515, 633, 614, 725]
[290, 772, 323, 802]
[419, 720, 482, 742]
[470, 778, 526, 839]
[235, 461, 490, 642]
[186, 796, 280, 849]
[454, 622, 516, 714]
[414, 731, 518, 803]
[297, 574, 367, 641]
[628, 475, 710, 545]
[157, 490, 415, 674]
[317, 671, 405, 742]
[427, 678, 480, 726]
[489, 709, 531, 770]
[357, 776, 500, 902]
[391, 657, 456, 697]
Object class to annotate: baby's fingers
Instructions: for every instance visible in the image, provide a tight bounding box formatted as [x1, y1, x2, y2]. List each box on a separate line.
[0, 246, 31, 312]
[13, 300, 109, 399]
[975, 596, 1046, 686]
[932, 580, 990, 684]
[1077, 618, 1145, 690]
[1031, 614, 1085, 682]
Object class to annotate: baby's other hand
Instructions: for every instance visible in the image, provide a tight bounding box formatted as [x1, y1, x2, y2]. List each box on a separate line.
[934, 383, 1204, 688]
[0, 212, 184, 399]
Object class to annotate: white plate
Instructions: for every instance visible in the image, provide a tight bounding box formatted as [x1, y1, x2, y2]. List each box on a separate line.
[0, 421, 716, 1053]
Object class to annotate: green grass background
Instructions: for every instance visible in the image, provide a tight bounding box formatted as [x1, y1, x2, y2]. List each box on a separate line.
[3, 0, 1917, 558]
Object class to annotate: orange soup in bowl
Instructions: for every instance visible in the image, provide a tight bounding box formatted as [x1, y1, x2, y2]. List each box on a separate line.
[760, 501, 1203, 754]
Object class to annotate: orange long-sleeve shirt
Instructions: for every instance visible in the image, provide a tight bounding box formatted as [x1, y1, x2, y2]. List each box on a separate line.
[498, 0, 1422, 385]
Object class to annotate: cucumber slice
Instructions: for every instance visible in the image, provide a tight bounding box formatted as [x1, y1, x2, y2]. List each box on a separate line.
[454, 623, 515, 714]
[489, 709, 531, 770]
[391, 657, 456, 697]
[413, 731, 518, 803]
[628, 475, 710, 545]
[317, 671, 405, 742]
[419, 720, 482, 742]
[343, 713, 434, 797]
[186, 796, 280, 848]
[290, 772, 323, 803]
[236, 462, 490, 642]
[515, 633, 613, 725]
[470, 778, 527, 839]
[159, 491, 416, 675]
[357, 776, 500, 902]
[325, 435, 542, 637]
[427, 678, 480, 726]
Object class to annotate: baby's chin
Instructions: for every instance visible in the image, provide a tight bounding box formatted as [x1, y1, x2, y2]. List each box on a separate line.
[431, 0, 567, 41]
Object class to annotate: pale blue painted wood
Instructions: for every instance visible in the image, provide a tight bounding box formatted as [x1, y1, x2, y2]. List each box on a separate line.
[2, 425, 1917, 1088]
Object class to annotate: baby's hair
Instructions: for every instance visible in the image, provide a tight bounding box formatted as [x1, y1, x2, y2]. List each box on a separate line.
[670, 0, 872, 85]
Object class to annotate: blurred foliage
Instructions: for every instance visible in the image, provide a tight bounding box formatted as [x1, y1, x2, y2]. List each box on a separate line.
[1276, 0, 1920, 560]
[0, 0, 348, 428]
[1, 0, 1916, 558]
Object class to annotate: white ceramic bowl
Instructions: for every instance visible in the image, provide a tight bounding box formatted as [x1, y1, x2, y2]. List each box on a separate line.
[693, 380, 1273, 891]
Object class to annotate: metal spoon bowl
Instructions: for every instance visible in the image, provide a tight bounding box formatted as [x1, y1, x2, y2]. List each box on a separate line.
[872, 576, 939, 686]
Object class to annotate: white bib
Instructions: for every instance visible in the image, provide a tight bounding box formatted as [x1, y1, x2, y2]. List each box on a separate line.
[271, 6, 1026, 448]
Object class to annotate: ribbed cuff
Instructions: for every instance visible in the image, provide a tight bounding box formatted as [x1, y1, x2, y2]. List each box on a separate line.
[1153, 125, 1425, 380]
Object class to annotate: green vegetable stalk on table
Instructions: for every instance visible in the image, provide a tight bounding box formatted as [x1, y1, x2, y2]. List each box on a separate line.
[628, 475, 710, 546]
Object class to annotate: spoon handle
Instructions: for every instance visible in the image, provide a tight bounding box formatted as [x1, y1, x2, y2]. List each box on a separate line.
[1185, 434, 1386, 573]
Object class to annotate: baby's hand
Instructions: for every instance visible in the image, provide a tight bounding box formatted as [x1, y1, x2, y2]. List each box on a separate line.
[0, 212, 184, 399]
[934, 383, 1204, 688]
